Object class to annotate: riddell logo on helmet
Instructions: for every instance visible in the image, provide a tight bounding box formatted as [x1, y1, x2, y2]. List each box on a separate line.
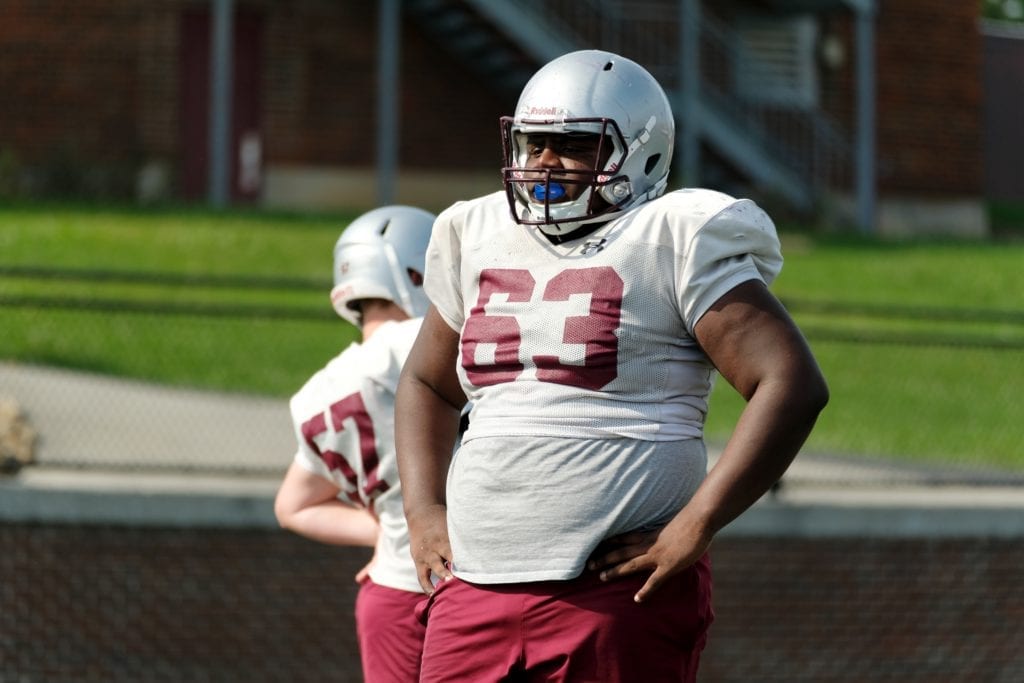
[525, 106, 566, 117]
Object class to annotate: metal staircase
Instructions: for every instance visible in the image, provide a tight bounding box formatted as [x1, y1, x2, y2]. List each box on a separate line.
[403, 0, 538, 96]
[405, 0, 854, 213]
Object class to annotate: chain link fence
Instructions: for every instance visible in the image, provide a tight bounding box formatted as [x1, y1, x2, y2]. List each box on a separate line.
[2, 272, 1022, 486]
[2, 270, 1023, 682]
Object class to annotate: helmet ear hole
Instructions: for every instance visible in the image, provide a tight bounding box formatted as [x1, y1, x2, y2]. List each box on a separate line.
[347, 300, 364, 324]
[330, 205, 435, 326]
[645, 154, 661, 175]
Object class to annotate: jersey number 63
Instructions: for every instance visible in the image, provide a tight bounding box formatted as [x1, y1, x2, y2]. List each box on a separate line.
[461, 266, 623, 391]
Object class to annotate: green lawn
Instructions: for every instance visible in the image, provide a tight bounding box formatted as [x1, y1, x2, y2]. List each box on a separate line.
[2, 202, 1022, 471]
[1, 202, 355, 395]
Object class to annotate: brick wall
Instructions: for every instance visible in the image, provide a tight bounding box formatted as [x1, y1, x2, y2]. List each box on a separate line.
[873, 2, 984, 196]
[3, 524, 1021, 682]
[258, 2, 504, 169]
[0, 0, 150, 195]
[0, 1, 986, 204]
[0, 0, 506, 199]
[0, 1, 140, 163]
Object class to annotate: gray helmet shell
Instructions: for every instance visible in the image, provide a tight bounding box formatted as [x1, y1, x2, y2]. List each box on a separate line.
[329, 205, 435, 327]
[501, 50, 675, 236]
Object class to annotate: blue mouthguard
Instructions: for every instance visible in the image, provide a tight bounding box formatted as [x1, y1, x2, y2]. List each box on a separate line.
[533, 182, 566, 201]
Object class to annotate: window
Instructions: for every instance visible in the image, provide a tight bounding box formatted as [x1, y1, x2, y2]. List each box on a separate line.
[735, 15, 820, 108]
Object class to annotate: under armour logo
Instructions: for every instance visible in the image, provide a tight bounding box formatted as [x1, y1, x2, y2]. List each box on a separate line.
[581, 238, 607, 255]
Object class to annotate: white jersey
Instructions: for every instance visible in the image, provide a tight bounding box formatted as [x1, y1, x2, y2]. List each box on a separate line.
[290, 317, 423, 593]
[424, 188, 783, 583]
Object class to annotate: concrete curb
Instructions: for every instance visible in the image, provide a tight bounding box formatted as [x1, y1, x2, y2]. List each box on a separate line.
[724, 485, 1024, 538]
[0, 468, 279, 528]
[4, 468, 1023, 537]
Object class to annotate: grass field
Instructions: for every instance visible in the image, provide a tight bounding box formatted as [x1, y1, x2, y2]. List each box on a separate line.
[2, 202, 1022, 472]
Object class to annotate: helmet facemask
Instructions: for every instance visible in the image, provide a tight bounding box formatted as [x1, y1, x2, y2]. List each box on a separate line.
[499, 50, 676, 239]
[501, 117, 634, 236]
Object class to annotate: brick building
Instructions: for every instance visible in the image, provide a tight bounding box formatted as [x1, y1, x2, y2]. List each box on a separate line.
[0, 0, 994, 235]
[0, 0, 507, 212]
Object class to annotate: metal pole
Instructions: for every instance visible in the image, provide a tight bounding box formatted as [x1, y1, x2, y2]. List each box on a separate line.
[376, 0, 400, 206]
[208, 0, 234, 207]
[854, 1, 877, 234]
[678, 0, 700, 188]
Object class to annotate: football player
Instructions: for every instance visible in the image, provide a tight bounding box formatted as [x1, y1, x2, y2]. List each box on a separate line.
[395, 50, 829, 682]
[274, 205, 434, 683]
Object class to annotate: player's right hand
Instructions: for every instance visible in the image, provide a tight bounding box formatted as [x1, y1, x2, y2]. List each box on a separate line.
[586, 527, 662, 574]
[406, 502, 453, 594]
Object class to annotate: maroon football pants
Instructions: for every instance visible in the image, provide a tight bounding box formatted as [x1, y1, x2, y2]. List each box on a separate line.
[417, 554, 713, 682]
[355, 579, 427, 683]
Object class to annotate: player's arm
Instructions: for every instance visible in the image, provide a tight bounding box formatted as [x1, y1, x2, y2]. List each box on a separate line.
[596, 279, 828, 601]
[395, 305, 466, 593]
[688, 279, 828, 532]
[274, 461, 379, 547]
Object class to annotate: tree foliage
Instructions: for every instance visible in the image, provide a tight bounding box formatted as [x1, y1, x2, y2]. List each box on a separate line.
[982, 0, 1024, 22]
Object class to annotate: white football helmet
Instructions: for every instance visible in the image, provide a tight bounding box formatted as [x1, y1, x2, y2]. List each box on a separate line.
[329, 205, 435, 327]
[501, 50, 675, 237]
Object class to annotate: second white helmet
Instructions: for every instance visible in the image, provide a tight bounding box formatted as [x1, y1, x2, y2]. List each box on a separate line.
[329, 205, 435, 327]
[501, 50, 676, 237]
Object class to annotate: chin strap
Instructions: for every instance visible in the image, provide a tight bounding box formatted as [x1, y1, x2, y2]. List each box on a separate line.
[540, 219, 609, 245]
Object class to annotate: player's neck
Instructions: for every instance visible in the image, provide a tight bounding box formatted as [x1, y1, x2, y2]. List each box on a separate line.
[361, 311, 408, 341]
[541, 219, 607, 245]
[361, 318, 386, 341]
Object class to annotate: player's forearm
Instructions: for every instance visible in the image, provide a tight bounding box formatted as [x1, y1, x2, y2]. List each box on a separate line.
[395, 373, 459, 516]
[689, 279, 829, 536]
[686, 374, 827, 535]
[395, 307, 465, 516]
[278, 502, 379, 547]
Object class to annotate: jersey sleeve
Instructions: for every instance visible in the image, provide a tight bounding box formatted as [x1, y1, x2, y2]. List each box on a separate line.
[678, 198, 784, 333]
[286, 331, 409, 508]
[289, 380, 349, 489]
[424, 201, 467, 332]
[291, 435, 339, 484]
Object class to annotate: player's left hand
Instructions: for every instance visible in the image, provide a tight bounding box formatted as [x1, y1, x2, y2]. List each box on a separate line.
[354, 553, 377, 584]
[590, 518, 713, 603]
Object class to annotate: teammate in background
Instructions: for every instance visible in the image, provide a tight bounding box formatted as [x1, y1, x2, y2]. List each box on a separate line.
[274, 205, 434, 683]
[395, 50, 829, 682]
